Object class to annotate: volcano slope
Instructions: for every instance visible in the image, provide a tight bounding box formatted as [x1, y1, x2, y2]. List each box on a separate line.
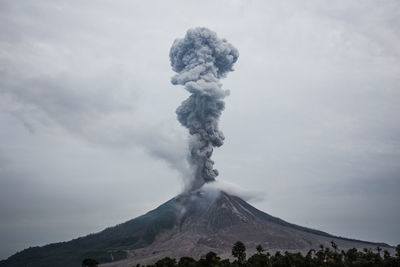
[0, 190, 393, 267]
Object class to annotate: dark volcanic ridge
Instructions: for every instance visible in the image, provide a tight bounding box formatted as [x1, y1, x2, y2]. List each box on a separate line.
[0, 190, 393, 267]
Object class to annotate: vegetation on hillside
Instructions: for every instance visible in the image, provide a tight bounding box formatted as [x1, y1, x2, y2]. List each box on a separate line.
[117, 241, 400, 267]
[0, 199, 178, 267]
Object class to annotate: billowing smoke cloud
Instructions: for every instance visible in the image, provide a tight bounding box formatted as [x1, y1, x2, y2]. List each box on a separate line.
[170, 27, 239, 191]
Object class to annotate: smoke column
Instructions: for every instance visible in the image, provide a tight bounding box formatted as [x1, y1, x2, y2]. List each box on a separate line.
[170, 27, 239, 191]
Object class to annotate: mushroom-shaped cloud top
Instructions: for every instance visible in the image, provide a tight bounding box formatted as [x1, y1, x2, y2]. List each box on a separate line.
[170, 27, 239, 79]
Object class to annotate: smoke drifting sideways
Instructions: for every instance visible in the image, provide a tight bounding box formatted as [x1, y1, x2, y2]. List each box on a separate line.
[170, 27, 239, 191]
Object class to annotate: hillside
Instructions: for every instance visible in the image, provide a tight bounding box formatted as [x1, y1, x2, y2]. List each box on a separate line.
[0, 190, 393, 267]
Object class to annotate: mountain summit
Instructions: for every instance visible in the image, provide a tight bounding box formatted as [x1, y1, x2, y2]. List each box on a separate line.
[0, 190, 392, 267]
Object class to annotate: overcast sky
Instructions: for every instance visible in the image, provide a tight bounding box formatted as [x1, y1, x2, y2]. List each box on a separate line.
[1, 0, 399, 260]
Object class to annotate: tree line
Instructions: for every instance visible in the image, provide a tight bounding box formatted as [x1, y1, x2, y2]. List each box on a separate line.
[82, 241, 400, 267]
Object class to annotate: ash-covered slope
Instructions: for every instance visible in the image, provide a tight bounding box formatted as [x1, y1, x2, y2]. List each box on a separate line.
[102, 190, 392, 266]
[0, 190, 392, 267]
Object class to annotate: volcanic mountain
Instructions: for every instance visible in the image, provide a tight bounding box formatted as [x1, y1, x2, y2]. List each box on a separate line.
[0, 190, 392, 267]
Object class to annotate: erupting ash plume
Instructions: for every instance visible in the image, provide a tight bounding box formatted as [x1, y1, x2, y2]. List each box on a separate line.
[170, 27, 239, 191]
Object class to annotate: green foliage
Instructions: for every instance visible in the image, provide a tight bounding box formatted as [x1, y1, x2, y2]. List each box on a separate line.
[256, 244, 264, 254]
[155, 257, 176, 267]
[198, 251, 222, 267]
[140, 241, 399, 267]
[247, 253, 269, 267]
[232, 241, 246, 264]
[82, 258, 99, 267]
[178, 256, 197, 267]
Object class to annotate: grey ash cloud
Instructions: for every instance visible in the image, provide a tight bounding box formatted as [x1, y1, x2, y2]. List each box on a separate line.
[170, 28, 239, 190]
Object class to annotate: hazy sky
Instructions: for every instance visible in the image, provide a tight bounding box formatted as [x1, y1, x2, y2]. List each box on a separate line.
[1, 0, 399, 260]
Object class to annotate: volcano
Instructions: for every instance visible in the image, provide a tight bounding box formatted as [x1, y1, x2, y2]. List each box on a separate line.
[0, 190, 392, 267]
